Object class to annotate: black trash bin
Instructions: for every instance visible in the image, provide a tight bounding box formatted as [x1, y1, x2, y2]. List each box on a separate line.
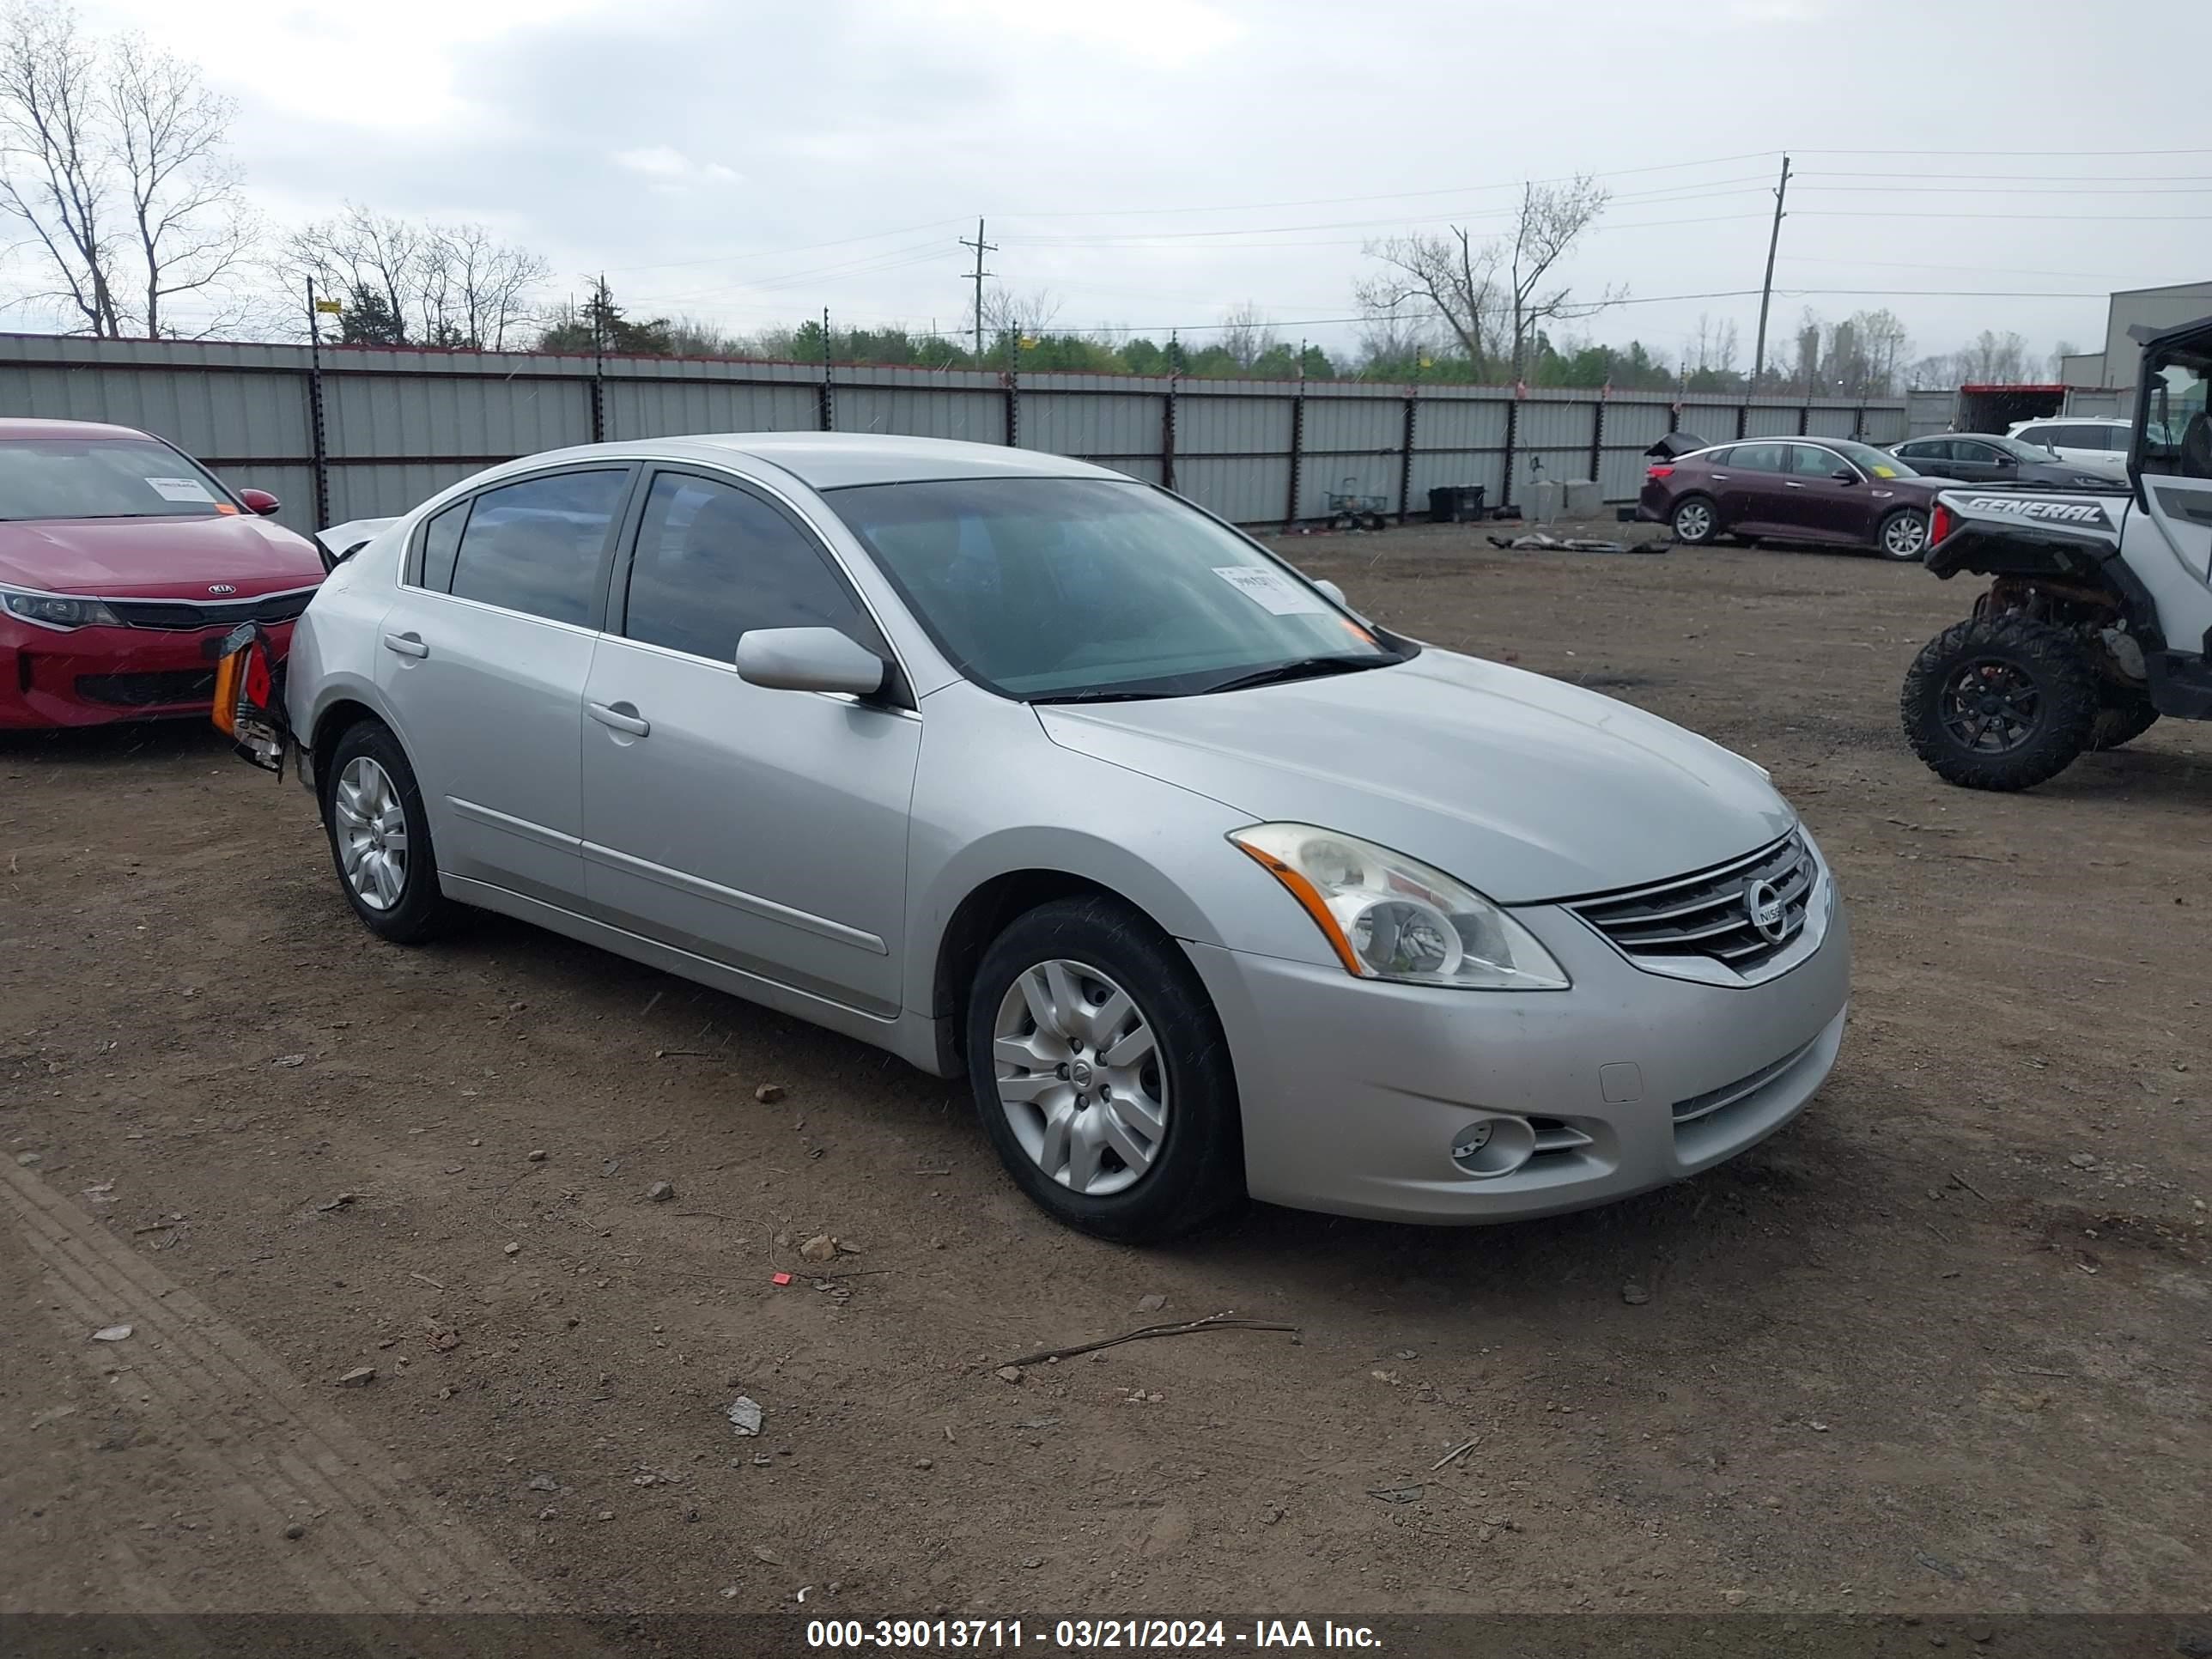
[1429, 485, 1486, 523]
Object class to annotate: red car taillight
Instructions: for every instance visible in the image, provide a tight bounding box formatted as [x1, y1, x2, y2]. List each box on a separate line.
[1646, 464, 1674, 480]
[1929, 502, 1954, 547]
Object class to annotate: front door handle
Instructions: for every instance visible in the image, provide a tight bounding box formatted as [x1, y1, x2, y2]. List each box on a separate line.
[383, 632, 428, 659]
[1783, 481, 1805, 489]
[587, 700, 650, 737]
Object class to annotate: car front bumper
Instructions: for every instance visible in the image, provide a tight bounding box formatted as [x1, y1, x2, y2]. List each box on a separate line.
[0, 617, 295, 731]
[1186, 858, 1850, 1224]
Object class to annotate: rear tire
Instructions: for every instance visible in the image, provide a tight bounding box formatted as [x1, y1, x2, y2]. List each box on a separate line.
[2088, 691, 2160, 752]
[965, 896, 1244, 1243]
[1670, 495, 1718, 545]
[320, 720, 459, 944]
[1901, 617, 2099, 791]
[1876, 508, 1930, 562]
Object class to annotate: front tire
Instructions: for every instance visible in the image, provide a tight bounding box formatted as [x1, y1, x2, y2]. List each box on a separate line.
[1876, 507, 1930, 562]
[965, 896, 1243, 1243]
[320, 720, 458, 944]
[1670, 495, 1718, 545]
[1901, 617, 2099, 791]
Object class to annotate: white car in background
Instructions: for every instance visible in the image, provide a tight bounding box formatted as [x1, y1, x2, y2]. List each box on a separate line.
[2006, 417, 2131, 481]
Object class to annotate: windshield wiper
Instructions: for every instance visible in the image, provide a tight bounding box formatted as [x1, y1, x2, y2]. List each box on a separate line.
[1026, 688, 1178, 705]
[1197, 653, 1387, 696]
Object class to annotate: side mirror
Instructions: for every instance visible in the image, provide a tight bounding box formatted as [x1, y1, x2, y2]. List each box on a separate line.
[1831, 468, 1857, 484]
[1313, 579, 1346, 606]
[734, 627, 885, 697]
[237, 488, 283, 516]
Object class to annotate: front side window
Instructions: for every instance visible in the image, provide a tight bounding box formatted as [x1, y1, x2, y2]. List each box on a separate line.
[0, 437, 237, 522]
[827, 477, 1404, 701]
[2142, 356, 2211, 478]
[621, 473, 872, 661]
[1790, 445, 1850, 477]
[447, 469, 629, 625]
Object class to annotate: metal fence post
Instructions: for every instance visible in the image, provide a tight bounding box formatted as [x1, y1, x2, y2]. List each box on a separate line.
[1735, 404, 1748, 441]
[1162, 374, 1177, 492]
[304, 282, 331, 530]
[1853, 404, 1866, 440]
[1797, 404, 1810, 436]
[1502, 393, 1520, 510]
[1588, 394, 1606, 486]
[1397, 389, 1417, 523]
[1285, 386, 1305, 528]
[1003, 368, 1018, 448]
[817, 307, 834, 432]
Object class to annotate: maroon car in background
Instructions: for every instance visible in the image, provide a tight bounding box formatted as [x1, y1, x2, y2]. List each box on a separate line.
[1638, 436, 1959, 562]
[0, 419, 324, 730]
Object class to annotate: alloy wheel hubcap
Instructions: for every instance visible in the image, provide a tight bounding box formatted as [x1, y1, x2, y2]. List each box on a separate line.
[1676, 504, 1710, 539]
[1887, 516, 1926, 556]
[993, 958, 1167, 1196]
[334, 757, 408, 911]
[1939, 660, 2041, 753]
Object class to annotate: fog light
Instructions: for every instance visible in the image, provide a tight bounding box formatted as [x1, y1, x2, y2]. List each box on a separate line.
[1450, 1115, 1535, 1178]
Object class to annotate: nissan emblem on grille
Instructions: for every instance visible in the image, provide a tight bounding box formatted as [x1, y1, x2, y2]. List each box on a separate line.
[208, 583, 236, 595]
[1743, 878, 1788, 944]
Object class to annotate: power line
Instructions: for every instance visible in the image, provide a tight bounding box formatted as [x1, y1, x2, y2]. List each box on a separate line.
[1794, 144, 2212, 157]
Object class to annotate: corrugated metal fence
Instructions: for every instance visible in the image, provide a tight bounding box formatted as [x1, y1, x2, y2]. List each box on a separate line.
[0, 332, 1911, 536]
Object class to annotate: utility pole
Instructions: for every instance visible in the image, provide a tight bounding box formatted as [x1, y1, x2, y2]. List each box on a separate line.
[1750, 154, 1791, 392]
[959, 217, 997, 360]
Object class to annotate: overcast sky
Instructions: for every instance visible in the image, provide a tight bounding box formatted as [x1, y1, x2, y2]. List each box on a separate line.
[47, 0, 2212, 366]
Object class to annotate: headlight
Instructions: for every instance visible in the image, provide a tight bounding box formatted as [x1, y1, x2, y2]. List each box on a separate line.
[3, 587, 123, 629]
[1229, 823, 1570, 990]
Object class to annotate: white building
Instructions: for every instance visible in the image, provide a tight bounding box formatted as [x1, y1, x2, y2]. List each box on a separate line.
[2060, 280, 2212, 390]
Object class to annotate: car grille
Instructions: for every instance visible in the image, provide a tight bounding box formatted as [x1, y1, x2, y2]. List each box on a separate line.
[76, 668, 216, 707]
[103, 588, 314, 630]
[1565, 830, 1814, 973]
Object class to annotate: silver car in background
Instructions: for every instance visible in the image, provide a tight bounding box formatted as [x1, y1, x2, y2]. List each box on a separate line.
[282, 434, 1850, 1241]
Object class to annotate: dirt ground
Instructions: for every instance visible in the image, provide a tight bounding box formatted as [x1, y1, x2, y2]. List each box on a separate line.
[3, 518, 2208, 1629]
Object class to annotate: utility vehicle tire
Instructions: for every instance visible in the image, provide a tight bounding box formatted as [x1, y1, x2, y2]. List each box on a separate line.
[1901, 617, 2100, 792]
[1875, 507, 1930, 562]
[1669, 495, 1719, 545]
[320, 719, 460, 944]
[2088, 692, 2160, 752]
[965, 896, 1244, 1243]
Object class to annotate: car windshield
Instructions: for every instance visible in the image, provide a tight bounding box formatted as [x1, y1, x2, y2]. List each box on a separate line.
[1827, 438, 1919, 478]
[825, 476, 1407, 701]
[0, 438, 236, 521]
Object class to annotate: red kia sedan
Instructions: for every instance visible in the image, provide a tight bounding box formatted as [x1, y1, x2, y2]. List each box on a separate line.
[0, 419, 325, 730]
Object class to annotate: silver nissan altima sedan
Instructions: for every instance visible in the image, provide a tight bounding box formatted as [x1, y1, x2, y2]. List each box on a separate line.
[274, 434, 1849, 1241]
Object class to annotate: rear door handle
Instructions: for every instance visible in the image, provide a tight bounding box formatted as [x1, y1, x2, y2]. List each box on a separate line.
[587, 700, 650, 737]
[383, 632, 428, 659]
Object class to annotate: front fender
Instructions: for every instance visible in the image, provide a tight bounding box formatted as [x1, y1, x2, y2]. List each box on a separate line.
[900, 690, 1341, 1019]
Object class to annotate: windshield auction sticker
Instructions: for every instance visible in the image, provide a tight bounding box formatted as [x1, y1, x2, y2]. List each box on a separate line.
[144, 476, 217, 503]
[1212, 566, 1331, 616]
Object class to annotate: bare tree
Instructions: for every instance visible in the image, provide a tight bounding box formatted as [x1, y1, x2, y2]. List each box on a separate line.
[280, 204, 547, 347]
[0, 3, 120, 334]
[107, 33, 256, 337]
[1354, 226, 1501, 374]
[1504, 176, 1617, 380]
[1954, 329, 2031, 385]
[0, 5, 256, 337]
[1217, 301, 1279, 371]
[2048, 338, 2082, 380]
[978, 283, 1061, 342]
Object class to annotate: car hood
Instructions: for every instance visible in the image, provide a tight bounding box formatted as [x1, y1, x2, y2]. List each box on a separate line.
[0, 514, 325, 599]
[1036, 649, 1796, 903]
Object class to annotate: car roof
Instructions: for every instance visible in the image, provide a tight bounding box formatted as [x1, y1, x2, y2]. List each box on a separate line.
[607, 433, 1127, 491]
[2009, 416, 2128, 429]
[1900, 432, 2021, 443]
[0, 416, 152, 442]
